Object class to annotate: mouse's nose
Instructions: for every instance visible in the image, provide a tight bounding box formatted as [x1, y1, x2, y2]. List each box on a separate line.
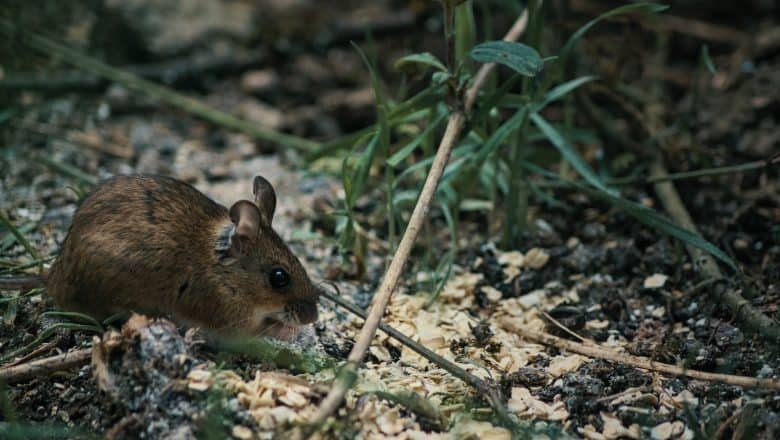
[287, 300, 318, 324]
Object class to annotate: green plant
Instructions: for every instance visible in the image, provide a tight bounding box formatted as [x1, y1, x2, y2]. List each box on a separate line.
[317, 1, 741, 300]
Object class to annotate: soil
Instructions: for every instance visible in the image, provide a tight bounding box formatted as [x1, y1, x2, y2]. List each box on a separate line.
[1, 1, 779, 439]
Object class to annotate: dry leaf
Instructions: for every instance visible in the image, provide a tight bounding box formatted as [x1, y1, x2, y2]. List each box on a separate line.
[643, 274, 668, 289]
[651, 421, 683, 440]
[601, 412, 641, 439]
[524, 248, 550, 269]
[231, 425, 253, 439]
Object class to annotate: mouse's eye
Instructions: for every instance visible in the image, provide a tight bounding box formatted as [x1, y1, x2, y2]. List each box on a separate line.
[269, 267, 290, 289]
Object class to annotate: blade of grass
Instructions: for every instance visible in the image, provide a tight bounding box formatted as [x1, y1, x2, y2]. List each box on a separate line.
[306, 85, 445, 161]
[455, 0, 477, 70]
[610, 160, 771, 185]
[0, 211, 41, 271]
[530, 112, 613, 194]
[424, 199, 456, 307]
[42, 311, 104, 332]
[0, 323, 102, 364]
[0, 19, 319, 152]
[387, 110, 447, 167]
[34, 155, 98, 186]
[0, 288, 44, 305]
[352, 41, 397, 248]
[394, 52, 448, 73]
[520, 161, 737, 271]
[0, 222, 36, 253]
[533, 75, 597, 110]
[558, 3, 668, 72]
[343, 135, 379, 211]
[0, 256, 56, 274]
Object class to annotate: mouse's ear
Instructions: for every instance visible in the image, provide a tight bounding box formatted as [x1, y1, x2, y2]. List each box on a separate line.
[229, 200, 261, 255]
[252, 176, 276, 226]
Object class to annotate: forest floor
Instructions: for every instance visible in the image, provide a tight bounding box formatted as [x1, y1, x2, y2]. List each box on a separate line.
[1, 1, 779, 439]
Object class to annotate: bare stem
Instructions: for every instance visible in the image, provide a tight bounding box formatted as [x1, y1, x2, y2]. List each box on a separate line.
[0, 349, 91, 384]
[502, 320, 780, 390]
[307, 11, 530, 432]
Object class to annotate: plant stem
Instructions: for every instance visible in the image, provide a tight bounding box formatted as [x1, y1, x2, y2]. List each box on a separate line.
[503, 320, 780, 390]
[306, 11, 530, 434]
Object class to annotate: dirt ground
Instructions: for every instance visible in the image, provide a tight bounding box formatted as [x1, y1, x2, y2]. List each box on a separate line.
[1, 1, 779, 439]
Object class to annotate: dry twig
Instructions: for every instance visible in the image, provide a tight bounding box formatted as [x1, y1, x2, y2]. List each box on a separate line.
[0, 348, 91, 384]
[644, 33, 780, 342]
[502, 320, 780, 391]
[320, 290, 514, 425]
[307, 10, 530, 432]
[650, 160, 780, 341]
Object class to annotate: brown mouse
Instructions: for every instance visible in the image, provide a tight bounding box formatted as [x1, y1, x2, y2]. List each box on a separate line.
[44, 174, 319, 340]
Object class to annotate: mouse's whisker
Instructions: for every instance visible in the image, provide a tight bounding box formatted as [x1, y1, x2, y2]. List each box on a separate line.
[216, 317, 250, 332]
[319, 281, 341, 297]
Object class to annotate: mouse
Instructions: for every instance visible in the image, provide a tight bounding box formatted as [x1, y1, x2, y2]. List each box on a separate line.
[19, 174, 319, 340]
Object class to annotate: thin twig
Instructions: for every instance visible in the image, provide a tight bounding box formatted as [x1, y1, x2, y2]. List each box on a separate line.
[320, 290, 513, 421]
[310, 110, 466, 427]
[0, 19, 319, 152]
[0, 348, 91, 384]
[644, 32, 780, 342]
[581, 34, 780, 342]
[0, 276, 45, 291]
[540, 310, 591, 344]
[308, 10, 530, 432]
[3, 339, 59, 368]
[714, 406, 745, 440]
[650, 160, 780, 341]
[501, 320, 780, 390]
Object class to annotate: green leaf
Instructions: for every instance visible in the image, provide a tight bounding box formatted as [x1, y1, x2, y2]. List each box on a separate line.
[606, 194, 737, 271]
[530, 112, 613, 195]
[341, 131, 378, 211]
[560, 3, 668, 65]
[306, 86, 444, 162]
[469, 72, 524, 125]
[387, 111, 447, 167]
[521, 161, 738, 272]
[42, 311, 104, 331]
[394, 52, 448, 74]
[534, 75, 597, 111]
[0, 211, 41, 266]
[470, 41, 543, 77]
[0, 222, 36, 253]
[700, 45, 718, 75]
[0, 109, 14, 125]
[474, 106, 528, 165]
[395, 143, 477, 187]
[454, 0, 476, 68]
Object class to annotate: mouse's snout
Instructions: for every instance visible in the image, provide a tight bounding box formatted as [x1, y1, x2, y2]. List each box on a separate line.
[287, 299, 318, 325]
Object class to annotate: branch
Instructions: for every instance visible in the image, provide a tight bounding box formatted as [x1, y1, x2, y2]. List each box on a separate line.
[580, 56, 780, 342]
[0, 349, 91, 384]
[501, 319, 780, 390]
[308, 9, 530, 431]
[650, 159, 780, 341]
[320, 290, 515, 427]
[643, 32, 780, 342]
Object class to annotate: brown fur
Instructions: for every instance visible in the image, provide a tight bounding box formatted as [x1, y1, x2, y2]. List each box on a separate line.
[46, 174, 319, 337]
